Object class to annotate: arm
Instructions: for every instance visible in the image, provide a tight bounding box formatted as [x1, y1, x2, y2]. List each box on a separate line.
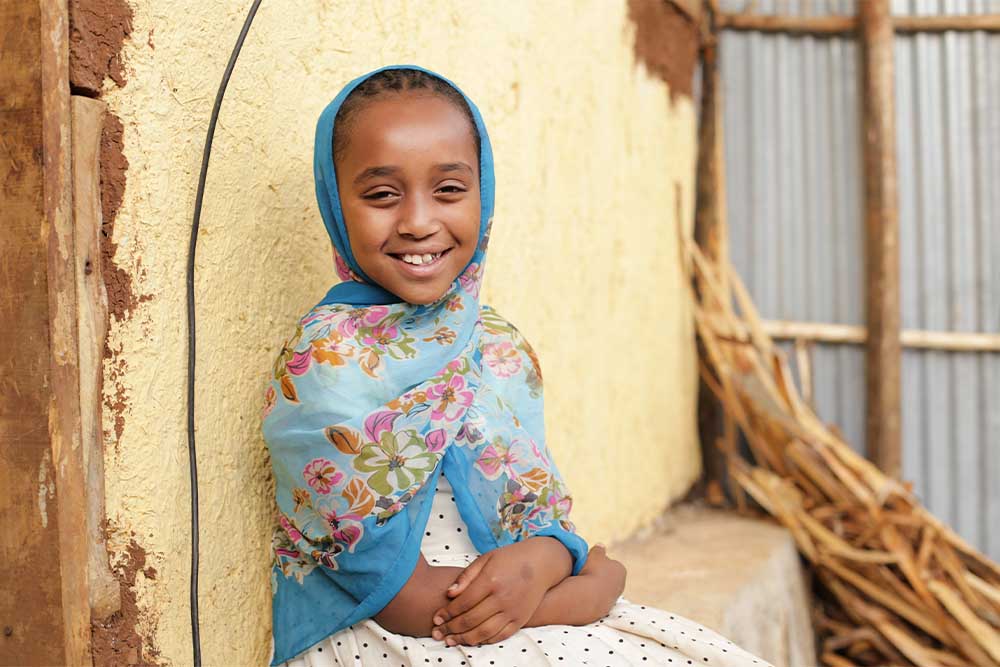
[373, 554, 464, 637]
[523, 545, 627, 627]
[431, 543, 623, 645]
[374, 536, 573, 637]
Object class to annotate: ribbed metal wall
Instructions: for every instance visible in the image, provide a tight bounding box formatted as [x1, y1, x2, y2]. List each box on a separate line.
[717, 0, 1000, 560]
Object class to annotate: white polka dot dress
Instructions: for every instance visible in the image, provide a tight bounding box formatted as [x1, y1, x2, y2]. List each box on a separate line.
[279, 476, 773, 667]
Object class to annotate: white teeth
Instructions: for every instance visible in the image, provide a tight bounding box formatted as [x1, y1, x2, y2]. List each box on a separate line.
[399, 252, 441, 265]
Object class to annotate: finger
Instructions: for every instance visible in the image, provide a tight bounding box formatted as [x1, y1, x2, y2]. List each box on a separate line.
[447, 553, 491, 598]
[480, 618, 520, 645]
[446, 611, 507, 647]
[440, 568, 496, 623]
[435, 595, 500, 639]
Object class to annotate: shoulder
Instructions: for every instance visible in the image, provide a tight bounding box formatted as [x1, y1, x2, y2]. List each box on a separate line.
[478, 305, 544, 386]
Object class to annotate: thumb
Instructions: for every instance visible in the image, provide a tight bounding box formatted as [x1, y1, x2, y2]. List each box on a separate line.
[447, 552, 490, 598]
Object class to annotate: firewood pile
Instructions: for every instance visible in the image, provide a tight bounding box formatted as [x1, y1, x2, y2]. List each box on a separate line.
[683, 236, 1000, 667]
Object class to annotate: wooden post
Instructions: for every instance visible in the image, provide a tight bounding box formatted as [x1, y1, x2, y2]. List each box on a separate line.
[72, 95, 122, 621]
[0, 1, 93, 664]
[692, 0, 743, 507]
[859, 0, 902, 479]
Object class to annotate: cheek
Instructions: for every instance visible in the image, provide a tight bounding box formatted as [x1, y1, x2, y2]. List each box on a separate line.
[454, 201, 481, 244]
[343, 206, 388, 253]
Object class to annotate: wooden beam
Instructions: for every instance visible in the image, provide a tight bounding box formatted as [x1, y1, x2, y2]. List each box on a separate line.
[860, 0, 902, 479]
[716, 319, 1000, 353]
[72, 94, 121, 621]
[716, 12, 1000, 35]
[0, 1, 92, 664]
[717, 12, 856, 35]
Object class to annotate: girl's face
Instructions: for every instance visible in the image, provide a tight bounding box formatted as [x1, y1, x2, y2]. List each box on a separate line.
[335, 92, 481, 305]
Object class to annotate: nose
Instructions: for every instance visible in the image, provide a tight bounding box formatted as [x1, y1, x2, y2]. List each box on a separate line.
[395, 191, 440, 239]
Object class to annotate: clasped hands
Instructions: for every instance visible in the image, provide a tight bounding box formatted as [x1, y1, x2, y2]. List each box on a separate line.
[428, 538, 626, 647]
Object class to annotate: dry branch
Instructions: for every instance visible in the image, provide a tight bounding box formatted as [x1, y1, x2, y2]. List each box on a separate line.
[683, 232, 1000, 666]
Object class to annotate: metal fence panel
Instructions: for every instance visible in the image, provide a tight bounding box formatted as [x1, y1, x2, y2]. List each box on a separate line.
[717, 0, 1000, 558]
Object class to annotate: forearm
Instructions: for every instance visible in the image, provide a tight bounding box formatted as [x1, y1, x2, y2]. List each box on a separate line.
[374, 559, 464, 637]
[524, 561, 626, 628]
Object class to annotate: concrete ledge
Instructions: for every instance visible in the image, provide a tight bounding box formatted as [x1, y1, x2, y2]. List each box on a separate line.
[611, 504, 817, 667]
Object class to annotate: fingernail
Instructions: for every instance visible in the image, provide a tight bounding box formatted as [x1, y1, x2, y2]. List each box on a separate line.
[448, 583, 458, 590]
[445, 637, 456, 647]
[431, 629, 442, 640]
[433, 615, 443, 625]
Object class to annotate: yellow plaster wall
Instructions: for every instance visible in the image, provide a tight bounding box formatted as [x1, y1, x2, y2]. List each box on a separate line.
[101, 1, 700, 664]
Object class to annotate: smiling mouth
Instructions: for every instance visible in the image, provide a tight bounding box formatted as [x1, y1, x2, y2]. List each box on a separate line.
[388, 248, 452, 273]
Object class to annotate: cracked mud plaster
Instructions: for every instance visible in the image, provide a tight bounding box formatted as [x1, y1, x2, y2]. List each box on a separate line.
[91, 531, 162, 667]
[627, 0, 700, 103]
[69, 2, 160, 663]
[69, 0, 134, 95]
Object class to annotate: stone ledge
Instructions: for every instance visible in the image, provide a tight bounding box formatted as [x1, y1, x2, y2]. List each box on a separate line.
[611, 504, 817, 667]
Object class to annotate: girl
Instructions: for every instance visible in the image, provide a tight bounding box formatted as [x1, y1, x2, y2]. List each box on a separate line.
[263, 65, 773, 667]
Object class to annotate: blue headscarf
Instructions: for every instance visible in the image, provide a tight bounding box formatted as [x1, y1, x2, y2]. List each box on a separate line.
[262, 65, 588, 665]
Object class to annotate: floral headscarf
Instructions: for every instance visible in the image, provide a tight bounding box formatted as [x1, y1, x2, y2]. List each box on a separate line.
[262, 65, 588, 665]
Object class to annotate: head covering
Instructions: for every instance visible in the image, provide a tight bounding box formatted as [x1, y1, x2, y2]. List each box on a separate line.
[262, 65, 588, 665]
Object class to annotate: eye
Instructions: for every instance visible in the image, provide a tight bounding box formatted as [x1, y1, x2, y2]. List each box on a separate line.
[436, 183, 467, 195]
[362, 189, 398, 201]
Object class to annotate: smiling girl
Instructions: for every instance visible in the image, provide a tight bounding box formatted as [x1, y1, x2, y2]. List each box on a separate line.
[263, 65, 772, 667]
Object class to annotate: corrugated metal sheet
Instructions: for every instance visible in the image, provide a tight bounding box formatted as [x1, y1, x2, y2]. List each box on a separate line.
[717, 0, 1000, 559]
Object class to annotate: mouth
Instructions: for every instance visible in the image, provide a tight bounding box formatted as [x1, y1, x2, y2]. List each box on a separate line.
[387, 248, 453, 276]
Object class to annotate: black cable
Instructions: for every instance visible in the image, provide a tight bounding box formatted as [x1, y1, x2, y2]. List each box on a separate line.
[186, 1, 262, 664]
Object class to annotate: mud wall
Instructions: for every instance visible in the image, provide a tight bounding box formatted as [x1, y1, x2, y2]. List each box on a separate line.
[73, 0, 701, 663]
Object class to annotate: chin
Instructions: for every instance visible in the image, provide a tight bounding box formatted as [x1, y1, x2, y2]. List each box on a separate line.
[403, 287, 450, 305]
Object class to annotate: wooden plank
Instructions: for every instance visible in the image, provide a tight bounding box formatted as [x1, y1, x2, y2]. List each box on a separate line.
[717, 12, 1000, 35]
[72, 94, 121, 620]
[717, 318, 1000, 353]
[0, 1, 92, 665]
[717, 12, 856, 35]
[859, 0, 902, 480]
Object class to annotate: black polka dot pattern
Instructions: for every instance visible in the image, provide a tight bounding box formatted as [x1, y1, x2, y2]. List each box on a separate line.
[275, 475, 774, 667]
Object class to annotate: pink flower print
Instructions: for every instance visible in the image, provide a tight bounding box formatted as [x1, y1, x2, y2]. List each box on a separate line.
[458, 263, 482, 297]
[364, 410, 401, 443]
[361, 322, 401, 351]
[546, 488, 573, 517]
[317, 497, 366, 552]
[530, 438, 550, 467]
[262, 384, 277, 419]
[426, 374, 474, 422]
[339, 306, 389, 338]
[334, 249, 362, 283]
[425, 428, 447, 453]
[303, 458, 344, 494]
[286, 349, 313, 376]
[483, 341, 522, 378]
[474, 439, 519, 480]
[279, 514, 304, 543]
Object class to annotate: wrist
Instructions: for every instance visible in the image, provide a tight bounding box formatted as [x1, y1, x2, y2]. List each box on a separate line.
[528, 536, 573, 587]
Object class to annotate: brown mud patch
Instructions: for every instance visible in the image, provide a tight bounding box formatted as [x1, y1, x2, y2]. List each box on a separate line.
[627, 0, 701, 103]
[91, 531, 162, 667]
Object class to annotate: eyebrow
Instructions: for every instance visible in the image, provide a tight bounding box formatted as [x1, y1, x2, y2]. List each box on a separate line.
[354, 165, 400, 186]
[352, 162, 475, 186]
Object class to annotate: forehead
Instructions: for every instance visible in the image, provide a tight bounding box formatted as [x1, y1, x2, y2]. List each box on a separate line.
[340, 93, 478, 167]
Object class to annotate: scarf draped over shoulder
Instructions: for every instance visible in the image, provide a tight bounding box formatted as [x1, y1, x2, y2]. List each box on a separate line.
[262, 64, 588, 666]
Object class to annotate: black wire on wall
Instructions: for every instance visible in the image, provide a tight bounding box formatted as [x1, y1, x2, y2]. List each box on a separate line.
[186, 2, 263, 664]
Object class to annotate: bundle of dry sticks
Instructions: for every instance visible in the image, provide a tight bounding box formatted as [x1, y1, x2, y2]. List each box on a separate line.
[684, 235, 1000, 667]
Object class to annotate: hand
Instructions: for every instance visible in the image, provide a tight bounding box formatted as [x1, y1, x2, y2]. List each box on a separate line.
[430, 537, 572, 646]
[580, 543, 626, 587]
